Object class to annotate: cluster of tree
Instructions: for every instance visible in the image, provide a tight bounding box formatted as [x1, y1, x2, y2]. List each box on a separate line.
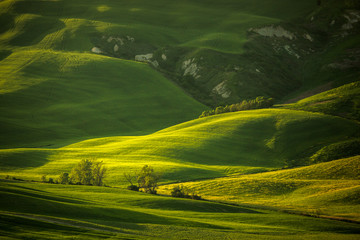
[44, 159, 107, 186]
[171, 185, 201, 200]
[199, 96, 274, 118]
[124, 165, 161, 194]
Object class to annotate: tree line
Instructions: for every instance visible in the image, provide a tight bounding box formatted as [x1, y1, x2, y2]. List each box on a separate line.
[199, 96, 274, 118]
[40, 159, 107, 186]
[37, 160, 202, 199]
[52, 161, 162, 194]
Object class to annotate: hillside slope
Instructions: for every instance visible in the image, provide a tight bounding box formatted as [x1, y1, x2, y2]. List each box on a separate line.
[1, 0, 360, 150]
[159, 155, 360, 221]
[1, 109, 359, 185]
[283, 81, 360, 121]
[0, 0, 322, 150]
[2, 180, 360, 239]
[0, 50, 205, 148]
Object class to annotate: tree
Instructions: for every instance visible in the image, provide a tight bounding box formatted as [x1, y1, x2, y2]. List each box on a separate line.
[70, 159, 93, 185]
[137, 165, 161, 194]
[58, 172, 69, 184]
[70, 159, 107, 186]
[41, 175, 47, 183]
[124, 172, 139, 191]
[92, 161, 107, 186]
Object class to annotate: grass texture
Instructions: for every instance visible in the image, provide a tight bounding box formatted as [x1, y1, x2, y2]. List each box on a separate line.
[1, 180, 359, 239]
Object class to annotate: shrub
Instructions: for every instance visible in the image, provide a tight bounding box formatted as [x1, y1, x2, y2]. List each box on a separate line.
[171, 185, 188, 198]
[171, 185, 201, 200]
[127, 185, 140, 191]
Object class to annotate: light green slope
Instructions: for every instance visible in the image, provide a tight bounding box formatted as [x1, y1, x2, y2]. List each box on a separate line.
[283, 81, 360, 121]
[159, 156, 360, 221]
[1, 180, 360, 239]
[1, 109, 359, 186]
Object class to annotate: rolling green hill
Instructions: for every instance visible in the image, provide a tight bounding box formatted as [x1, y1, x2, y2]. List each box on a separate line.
[0, 49, 205, 148]
[0, 0, 325, 150]
[283, 81, 360, 121]
[1, 109, 359, 186]
[1, 0, 360, 239]
[159, 155, 360, 222]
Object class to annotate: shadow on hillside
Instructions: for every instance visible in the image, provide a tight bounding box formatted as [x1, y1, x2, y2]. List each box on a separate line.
[127, 198, 262, 214]
[0, 50, 12, 61]
[0, 183, 87, 205]
[0, 149, 51, 169]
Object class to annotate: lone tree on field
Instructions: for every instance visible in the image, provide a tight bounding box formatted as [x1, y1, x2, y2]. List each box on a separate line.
[137, 165, 161, 194]
[70, 159, 107, 186]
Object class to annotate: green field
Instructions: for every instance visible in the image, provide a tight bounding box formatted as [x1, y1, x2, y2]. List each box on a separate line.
[1, 0, 360, 239]
[159, 155, 360, 222]
[1, 180, 360, 239]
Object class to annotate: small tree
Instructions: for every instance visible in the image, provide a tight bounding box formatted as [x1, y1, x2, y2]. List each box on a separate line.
[92, 161, 107, 186]
[70, 159, 93, 185]
[58, 172, 70, 184]
[41, 175, 47, 183]
[124, 172, 139, 191]
[137, 165, 161, 194]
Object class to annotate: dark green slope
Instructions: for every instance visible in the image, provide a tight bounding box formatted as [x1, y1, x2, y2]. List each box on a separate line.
[0, 53, 205, 148]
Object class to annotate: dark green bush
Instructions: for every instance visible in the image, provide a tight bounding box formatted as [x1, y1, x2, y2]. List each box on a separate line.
[171, 185, 201, 200]
[127, 185, 140, 191]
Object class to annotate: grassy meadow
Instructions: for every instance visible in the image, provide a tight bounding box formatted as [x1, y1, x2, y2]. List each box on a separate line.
[1, 180, 360, 239]
[1, 0, 360, 239]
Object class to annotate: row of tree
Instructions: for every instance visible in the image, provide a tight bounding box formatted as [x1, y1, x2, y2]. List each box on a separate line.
[51, 161, 201, 199]
[199, 96, 274, 118]
[52, 160, 161, 194]
[53, 159, 107, 186]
